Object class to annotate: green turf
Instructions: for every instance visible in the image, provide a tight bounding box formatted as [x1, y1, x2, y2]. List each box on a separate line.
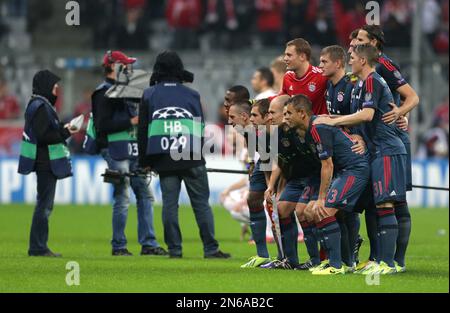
[0, 204, 448, 293]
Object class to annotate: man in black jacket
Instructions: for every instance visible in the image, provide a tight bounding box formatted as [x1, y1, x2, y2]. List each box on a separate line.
[92, 51, 166, 256]
[18, 70, 78, 257]
[138, 51, 230, 259]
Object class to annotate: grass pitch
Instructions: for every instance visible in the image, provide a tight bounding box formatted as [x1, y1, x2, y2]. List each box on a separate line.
[0, 204, 448, 293]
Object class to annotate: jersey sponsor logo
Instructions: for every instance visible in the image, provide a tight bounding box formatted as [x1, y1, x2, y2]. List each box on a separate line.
[342, 199, 347, 205]
[337, 91, 344, 102]
[289, 85, 294, 91]
[365, 92, 372, 102]
[308, 82, 316, 92]
[390, 190, 397, 196]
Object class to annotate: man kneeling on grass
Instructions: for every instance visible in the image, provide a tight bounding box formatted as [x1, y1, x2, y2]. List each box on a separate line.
[284, 94, 370, 275]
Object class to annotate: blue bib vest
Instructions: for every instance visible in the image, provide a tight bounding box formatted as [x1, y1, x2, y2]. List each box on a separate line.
[18, 96, 72, 179]
[83, 81, 112, 155]
[83, 81, 138, 160]
[107, 100, 139, 160]
[144, 82, 205, 157]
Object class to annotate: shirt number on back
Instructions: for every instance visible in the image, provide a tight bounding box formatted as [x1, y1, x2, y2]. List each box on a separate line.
[161, 136, 187, 150]
[128, 143, 138, 156]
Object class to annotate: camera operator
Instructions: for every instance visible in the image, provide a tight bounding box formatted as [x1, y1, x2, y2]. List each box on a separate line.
[138, 51, 230, 259]
[90, 51, 166, 256]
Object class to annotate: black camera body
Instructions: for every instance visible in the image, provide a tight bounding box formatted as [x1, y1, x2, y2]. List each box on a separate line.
[101, 168, 152, 184]
[102, 169, 126, 185]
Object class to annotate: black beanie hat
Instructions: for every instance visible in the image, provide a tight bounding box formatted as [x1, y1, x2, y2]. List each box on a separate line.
[149, 51, 194, 86]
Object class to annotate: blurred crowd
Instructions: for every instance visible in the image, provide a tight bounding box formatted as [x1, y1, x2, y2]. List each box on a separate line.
[417, 96, 449, 158]
[79, 0, 449, 52]
[0, 77, 20, 120]
[0, 0, 448, 53]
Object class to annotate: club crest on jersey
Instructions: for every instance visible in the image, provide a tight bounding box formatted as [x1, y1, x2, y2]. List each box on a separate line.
[365, 92, 372, 102]
[308, 82, 316, 92]
[289, 85, 294, 91]
[281, 138, 290, 147]
[337, 92, 344, 102]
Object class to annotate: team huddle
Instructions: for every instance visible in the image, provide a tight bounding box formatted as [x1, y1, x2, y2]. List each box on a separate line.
[223, 25, 419, 275]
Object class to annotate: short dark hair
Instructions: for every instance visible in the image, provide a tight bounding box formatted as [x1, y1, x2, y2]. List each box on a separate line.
[253, 98, 270, 116]
[349, 29, 360, 40]
[256, 67, 274, 87]
[228, 85, 250, 101]
[286, 94, 312, 115]
[361, 25, 385, 51]
[286, 38, 312, 61]
[353, 44, 379, 68]
[230, 101, 252, 116]
[321, 45, 347, 66]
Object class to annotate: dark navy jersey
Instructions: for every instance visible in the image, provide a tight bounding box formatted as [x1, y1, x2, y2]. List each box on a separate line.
[326, 75, 353, 115]
[349, 79, 365, 137]
[277, 125, 321, 179]
[350, 79, 363, 114]
[308, 116, 369, 174]
[376, 53, 411, 145]
[376, 53, 407, 107]
[357, 72, 406, 157]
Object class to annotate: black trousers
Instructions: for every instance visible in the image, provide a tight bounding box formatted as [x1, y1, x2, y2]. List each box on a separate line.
[28, 170, 57, 255]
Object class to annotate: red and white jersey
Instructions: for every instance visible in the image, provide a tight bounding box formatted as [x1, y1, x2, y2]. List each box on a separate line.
[279, 64, 328, 115]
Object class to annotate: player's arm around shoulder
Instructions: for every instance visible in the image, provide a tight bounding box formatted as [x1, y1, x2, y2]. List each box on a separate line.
[314, 108, 374, 127]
